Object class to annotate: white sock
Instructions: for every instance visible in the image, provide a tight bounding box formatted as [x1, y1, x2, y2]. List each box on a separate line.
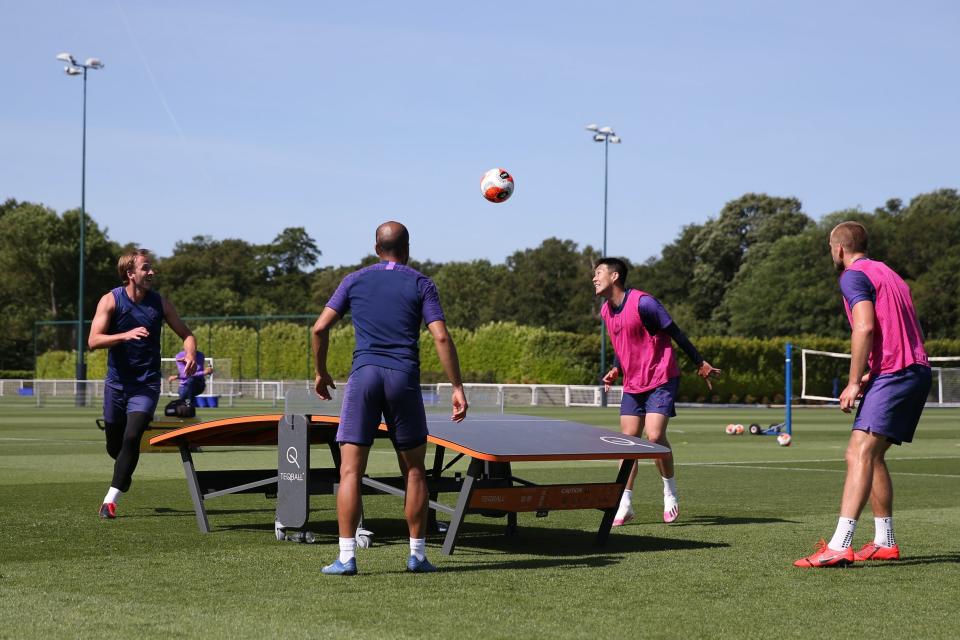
[874, 517, 895, 547]
[620, 489, 633, 507]
[662, 476, 677, 497]
[104, 487, 122, 504]
[829, 517, 857, 550]
[410, 538, 426, 561]
[338, 537, 356, 563]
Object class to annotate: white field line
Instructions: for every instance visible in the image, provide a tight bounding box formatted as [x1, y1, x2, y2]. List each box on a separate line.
[683, 456, 960, 466]
[683, 457, 960, 480]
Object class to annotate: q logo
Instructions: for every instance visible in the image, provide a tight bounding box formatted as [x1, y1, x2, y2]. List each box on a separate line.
[286, 446, 300, 469]
[601, 436, 640, 447]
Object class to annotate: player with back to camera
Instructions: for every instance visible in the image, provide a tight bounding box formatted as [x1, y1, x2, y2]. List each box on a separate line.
[88, 249, 198, 519]
[593, 258, 720, 525]
[794, 221, 931, 567]
[312, 221, 468, 576]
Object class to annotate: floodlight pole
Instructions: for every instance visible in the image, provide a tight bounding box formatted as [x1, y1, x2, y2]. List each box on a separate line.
[587, 125, 620, 407]
[58, 53, 103, 406]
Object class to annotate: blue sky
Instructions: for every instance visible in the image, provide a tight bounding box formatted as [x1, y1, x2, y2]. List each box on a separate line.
[3, 1, 958, 267]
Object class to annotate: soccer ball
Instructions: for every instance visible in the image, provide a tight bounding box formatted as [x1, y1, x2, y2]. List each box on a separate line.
[724, 424, 736, 435]
[777, 433, 792, 447]
[481, 168, 515, 203]
[734, 424, 744, 435]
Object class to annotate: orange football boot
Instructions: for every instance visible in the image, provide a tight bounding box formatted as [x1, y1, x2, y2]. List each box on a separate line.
[793, 539, 854, 567]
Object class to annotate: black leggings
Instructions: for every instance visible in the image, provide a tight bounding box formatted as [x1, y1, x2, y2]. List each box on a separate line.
[104, 412, 152, 493]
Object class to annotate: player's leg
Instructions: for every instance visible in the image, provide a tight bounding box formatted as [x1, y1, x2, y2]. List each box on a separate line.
[110, 411, 153, 493]
[102, 384, 125, 460]
[794, 429, 888, 567]
[642, 377, 680, 523]
[613, 407, 643, 526]
[324, 366, 382, 575]
[849, 366, 927, 561]
[854, 458, 900, 560]
[100, 384, 157, 519]
[99, 387, 127, 518]
[642, 412, 679, 523]
[383, 368, 436, 572]
[336, 444, 371, 537]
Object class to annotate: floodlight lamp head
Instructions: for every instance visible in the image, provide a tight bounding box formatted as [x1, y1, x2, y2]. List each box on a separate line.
[85, 58, 103, 69]
[585, 123, 599, 132]
[593, 134, 605, 142]
[65, 66, 83, 76]
[56, 52, 74, 63]
[609, 136, 621, 144]
[599, 126, 614, 135]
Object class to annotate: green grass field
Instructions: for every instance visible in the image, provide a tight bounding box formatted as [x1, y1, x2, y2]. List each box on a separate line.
[1, 401, 958, 639]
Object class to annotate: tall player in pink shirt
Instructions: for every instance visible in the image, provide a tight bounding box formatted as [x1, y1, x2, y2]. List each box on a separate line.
[794, 222, 931, 568]
[593, 258, 720, 525]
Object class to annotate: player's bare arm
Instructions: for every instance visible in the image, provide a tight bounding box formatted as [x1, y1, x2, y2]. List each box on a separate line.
[427, 320, 468, 422]
[87, 292, 148, 350]
[602, 366, 619, 392]
[840, 300, 874, 413]
[162, 297, 198, 376]
[312, 307, 341, 400]
[697, 361, 722, 390]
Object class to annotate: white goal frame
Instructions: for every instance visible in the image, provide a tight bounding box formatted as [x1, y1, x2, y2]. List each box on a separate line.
[800, 348, 960, 406]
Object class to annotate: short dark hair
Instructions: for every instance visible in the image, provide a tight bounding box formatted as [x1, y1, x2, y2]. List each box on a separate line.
[596, 257, 628, 286]
[831, 221, 868, 253]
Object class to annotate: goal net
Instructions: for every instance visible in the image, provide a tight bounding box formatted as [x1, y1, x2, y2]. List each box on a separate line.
[800, 349, 960, 406]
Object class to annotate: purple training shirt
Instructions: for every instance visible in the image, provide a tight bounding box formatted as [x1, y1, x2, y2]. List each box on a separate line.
[326, 261, 445, 376]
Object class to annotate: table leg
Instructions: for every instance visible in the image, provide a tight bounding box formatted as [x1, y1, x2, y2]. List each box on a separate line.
[179, 444, 210, 533]
[441, 457, 482, 555]
[595, 459, 633, 545]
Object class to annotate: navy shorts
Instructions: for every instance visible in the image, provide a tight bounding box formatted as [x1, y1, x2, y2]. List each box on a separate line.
[853, 364, 931, 445]
[103, 380, 161, 423]
[337, 365, 428, 450]
[620, 377, 680, 418]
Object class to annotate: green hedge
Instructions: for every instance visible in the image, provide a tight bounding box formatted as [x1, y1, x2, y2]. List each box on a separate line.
[33, 323, 960, 402]
[0, 369, 33, 379]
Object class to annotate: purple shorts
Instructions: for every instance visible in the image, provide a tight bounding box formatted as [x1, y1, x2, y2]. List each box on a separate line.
[853, 364, 931, 445]
[103, 380, 160, 423]
[337, 365, 428, 450]
[620, 377, 679, 418]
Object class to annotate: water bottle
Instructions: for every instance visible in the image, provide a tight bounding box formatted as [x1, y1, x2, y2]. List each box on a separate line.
[285, 530, 316, 544]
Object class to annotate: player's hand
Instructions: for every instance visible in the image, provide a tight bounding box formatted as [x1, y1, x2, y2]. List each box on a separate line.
[315, 372, 336, 400]
[183, 354, 197, 377]
[450, 386, 468, 423]
[124, 327, 149, 341]
[602, 367, 619, 393]
[839, 381, 861, 413]
[697, 361, 721, 391]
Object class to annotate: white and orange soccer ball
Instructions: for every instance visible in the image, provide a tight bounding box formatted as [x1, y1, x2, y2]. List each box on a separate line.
[777, 433, 792, 447]
[481, 168, 514, 203]
[734, 424, 744, 435]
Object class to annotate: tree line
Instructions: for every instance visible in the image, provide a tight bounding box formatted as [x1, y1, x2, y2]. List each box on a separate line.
[2, 188, 958, 374]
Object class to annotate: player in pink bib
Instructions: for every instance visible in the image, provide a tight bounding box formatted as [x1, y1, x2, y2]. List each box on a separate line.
[593, 258, 721, 525]
[794, 221, 931, 568]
